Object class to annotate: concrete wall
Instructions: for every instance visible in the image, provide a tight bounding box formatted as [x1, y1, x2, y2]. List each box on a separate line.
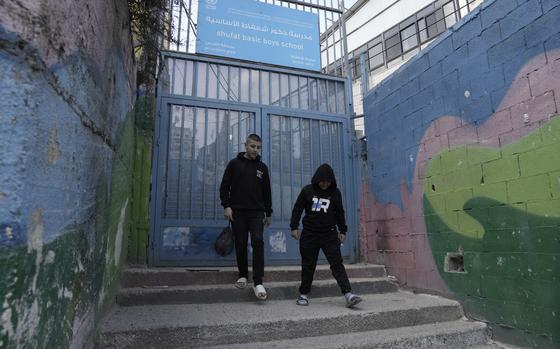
[361, 0, 559, 347]
[0, 1, 136, 348]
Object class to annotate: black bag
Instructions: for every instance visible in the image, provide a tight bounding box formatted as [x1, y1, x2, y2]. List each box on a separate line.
[214, 223, 234, 256]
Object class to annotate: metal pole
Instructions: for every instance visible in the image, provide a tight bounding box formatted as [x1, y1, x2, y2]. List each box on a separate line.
[276, 0, 343, 14]
[339, 0, 353, 115]
[359, 52, 368, 101]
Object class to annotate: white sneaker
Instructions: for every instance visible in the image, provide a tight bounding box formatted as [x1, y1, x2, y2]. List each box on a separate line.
[254, 284, 267, 300]
[344, 293, 362, 308]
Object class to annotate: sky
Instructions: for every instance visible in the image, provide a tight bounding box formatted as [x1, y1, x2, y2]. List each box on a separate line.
[344, 0, 359, 9]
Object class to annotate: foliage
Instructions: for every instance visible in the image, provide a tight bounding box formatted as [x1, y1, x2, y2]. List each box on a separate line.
[128, 0, 177, 88]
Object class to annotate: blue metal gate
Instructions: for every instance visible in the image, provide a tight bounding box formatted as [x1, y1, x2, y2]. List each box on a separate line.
[149, 53, 356, 266]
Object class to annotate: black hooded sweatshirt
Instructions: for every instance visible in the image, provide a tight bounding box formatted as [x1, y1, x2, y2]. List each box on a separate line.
[290, 164, 347, 234]
[220, 152, 273, 216]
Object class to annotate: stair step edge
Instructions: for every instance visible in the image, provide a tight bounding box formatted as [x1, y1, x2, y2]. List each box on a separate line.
[119, 277, 395, 293]
[204, 320, 489, 349]
[100, 306, 469, 348]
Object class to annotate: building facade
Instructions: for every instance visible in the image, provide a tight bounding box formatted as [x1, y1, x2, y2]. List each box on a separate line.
[322, 0, 485, 136]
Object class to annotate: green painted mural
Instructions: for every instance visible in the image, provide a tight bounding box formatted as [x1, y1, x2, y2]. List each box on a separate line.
[128, 96, 154, 265]
[424, 116, 560, 348]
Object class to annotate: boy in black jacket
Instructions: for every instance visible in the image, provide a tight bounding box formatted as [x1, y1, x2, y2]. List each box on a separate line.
[290, 163, 362, 307]
[220, 134, 272, 300]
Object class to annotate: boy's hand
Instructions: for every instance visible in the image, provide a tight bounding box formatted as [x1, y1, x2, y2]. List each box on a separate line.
[263, 216, 272, 228]
[224, 207, 234, 221]
[291, 229, 299, 240]
[338, 233, 346, 243]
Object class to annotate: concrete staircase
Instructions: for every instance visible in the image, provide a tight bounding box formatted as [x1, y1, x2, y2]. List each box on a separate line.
[99, 264, 495, 348]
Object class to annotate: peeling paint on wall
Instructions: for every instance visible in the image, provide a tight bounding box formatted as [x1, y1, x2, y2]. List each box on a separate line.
[1, 301, 14, 338]
[163, 227, 192, 248]
[269, 231, 287, 253]
[48, 128, 60, 165]
[29, 210, 45, 298]
[114, 199, 129, 267]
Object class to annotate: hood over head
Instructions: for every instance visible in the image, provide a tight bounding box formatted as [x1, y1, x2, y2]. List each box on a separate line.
[311, 163, 337, 189]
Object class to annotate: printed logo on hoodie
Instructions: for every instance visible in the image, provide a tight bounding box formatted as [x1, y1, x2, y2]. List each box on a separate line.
[256, 170, 263, 179]
[311, 196, 330, 213]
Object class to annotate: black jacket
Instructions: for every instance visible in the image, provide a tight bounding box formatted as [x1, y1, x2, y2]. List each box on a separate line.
[219, 152, 272, 216]
[290, 164, 347, 234]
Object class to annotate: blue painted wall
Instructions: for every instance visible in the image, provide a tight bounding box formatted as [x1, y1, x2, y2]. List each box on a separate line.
[364, 0, 560, 208]
[0, 1, 136, 347]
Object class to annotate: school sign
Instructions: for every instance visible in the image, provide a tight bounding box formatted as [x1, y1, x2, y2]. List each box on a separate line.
[197, 0, 321, 71]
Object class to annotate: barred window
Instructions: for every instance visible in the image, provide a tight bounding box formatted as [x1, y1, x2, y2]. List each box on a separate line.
[368, 43, 384, 70]
[385, 33, 402, 62]
[401, 23, 418, 52]
[426, 8, 445, 39]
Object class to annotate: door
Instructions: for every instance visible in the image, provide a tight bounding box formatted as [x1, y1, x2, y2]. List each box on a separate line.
[261, 108, 356, 264]
[151, 98, 261, 266]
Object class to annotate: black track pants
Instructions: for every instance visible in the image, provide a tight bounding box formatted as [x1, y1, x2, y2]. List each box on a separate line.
[298, 231, 351, 295]
[231, 210, 265, 285]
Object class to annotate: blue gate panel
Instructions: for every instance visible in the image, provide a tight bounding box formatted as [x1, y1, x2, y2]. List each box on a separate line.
[151, 53, 355, 266]
[164, 105, 256, 221]
[266, 112, 350, 262]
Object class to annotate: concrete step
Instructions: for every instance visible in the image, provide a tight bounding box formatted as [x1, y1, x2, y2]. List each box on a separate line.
[100, 291, 467, 348]
[205, 320, 489, 349]
[116, 277, 398, 306]
[122, 263, 386, 288]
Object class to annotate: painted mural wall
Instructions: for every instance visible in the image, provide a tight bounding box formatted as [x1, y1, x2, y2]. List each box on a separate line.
[361, 0, 559, 347]
[0, 1, 136, 348]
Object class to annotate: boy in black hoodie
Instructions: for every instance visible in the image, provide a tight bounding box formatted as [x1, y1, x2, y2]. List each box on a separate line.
[220, 134, 272, 300]
[290, 163, 362, 307]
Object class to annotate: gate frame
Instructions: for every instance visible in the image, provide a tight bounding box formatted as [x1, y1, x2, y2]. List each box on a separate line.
[148, 51, 358, 266]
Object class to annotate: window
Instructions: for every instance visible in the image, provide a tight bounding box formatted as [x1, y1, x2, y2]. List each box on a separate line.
[468, 0, 484, 11]
[327, 45, 335, 66]
[385, 33, 402, 62]
[426, 8, 445, 39]
[443, 1, 456, 28]
[418, 19, 428, 43]
[458, 0, 469, 17]
[368, 43, 384, 70]
[351, 59, 361, 79]
[335, 66, 343, 77]
[400, 23, 418, 52]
